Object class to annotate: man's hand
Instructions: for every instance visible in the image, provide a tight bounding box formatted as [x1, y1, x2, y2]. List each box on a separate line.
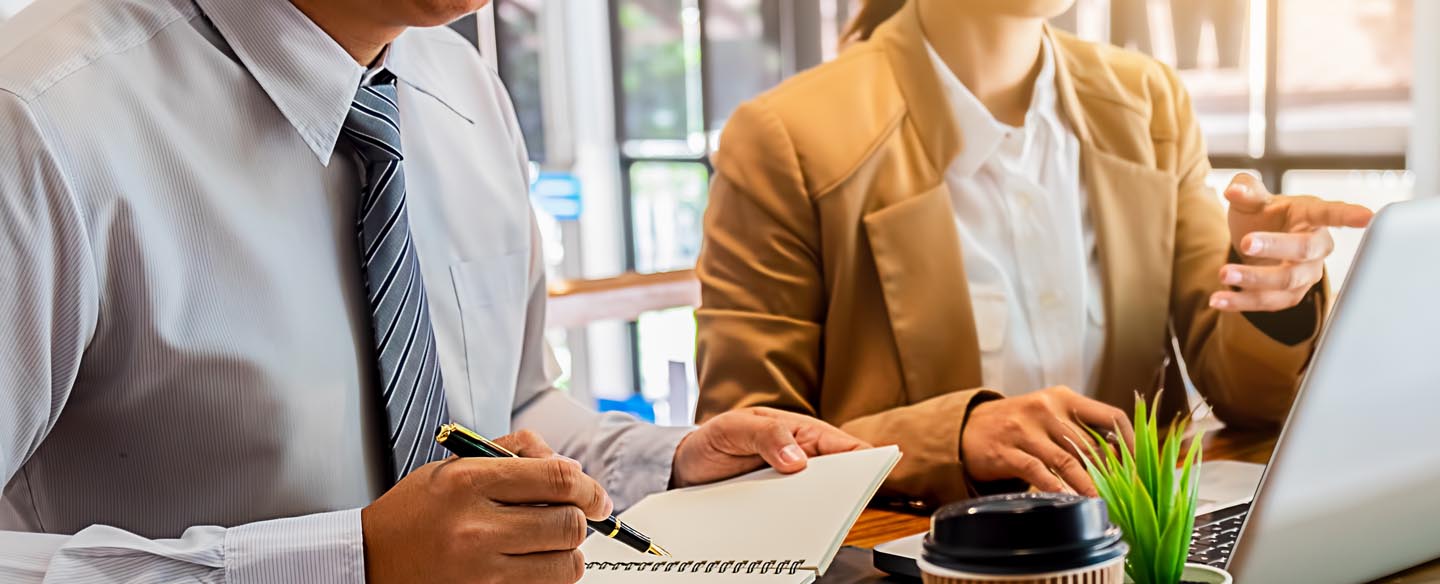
[361, 430, 610, 584]
[1214, 174, 1373, 312]
[670, 407, 872, 489]
[961, 387, 1135, 497]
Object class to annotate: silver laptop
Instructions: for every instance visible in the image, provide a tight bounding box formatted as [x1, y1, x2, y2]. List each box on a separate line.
[875, 197, 1440, 583]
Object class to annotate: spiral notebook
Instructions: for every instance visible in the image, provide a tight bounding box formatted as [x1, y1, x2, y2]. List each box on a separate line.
[578, 446, 901, 583]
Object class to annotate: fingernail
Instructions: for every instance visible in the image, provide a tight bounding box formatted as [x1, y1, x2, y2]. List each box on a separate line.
[779, 445, 806, 465]
[603, 494, 615, 517]
[1223, 268, 1243, 285]
[1211, 296, 1230, 309]
[1232, 183, 1248, 195]
[1245, 237, 1264, 255]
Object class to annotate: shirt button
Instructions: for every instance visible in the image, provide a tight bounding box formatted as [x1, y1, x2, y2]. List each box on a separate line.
[1016, 188, 1033, 209]
[1040, 292, 1062, 308]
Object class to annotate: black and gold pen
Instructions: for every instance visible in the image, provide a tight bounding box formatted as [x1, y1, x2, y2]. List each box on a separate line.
[435, 423, 671, 557]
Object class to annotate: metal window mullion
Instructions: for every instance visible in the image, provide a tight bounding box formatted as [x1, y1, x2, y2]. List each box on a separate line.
[1260, 0, 1281, 192]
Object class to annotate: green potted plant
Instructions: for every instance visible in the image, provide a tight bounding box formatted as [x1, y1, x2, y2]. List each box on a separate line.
[1076, 393, 1232, 584]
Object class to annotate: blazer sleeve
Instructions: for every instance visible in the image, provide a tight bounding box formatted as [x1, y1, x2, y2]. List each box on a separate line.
[694, 101, 1000, 504]
[695, 101, 826, 422]
[1160, 65, 1324, 428]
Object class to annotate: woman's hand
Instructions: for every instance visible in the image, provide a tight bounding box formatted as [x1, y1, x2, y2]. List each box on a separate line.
[960, 387, 1134, 497]
[1214, 174, 1373, 312]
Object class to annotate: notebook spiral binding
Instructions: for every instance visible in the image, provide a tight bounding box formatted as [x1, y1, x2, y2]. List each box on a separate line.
[585, 559, 806, 575]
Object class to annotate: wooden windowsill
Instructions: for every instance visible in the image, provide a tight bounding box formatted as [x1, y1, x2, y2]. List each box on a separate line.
[546, 269, 700, 328]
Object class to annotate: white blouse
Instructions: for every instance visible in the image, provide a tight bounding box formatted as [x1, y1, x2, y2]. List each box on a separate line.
[925, 37, 1108, 397]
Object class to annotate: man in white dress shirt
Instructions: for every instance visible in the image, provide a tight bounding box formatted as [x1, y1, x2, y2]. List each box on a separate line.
[0, 0, 868, 582]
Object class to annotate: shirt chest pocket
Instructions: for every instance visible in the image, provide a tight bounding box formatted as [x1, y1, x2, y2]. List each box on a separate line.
[449, 252, 529, 433]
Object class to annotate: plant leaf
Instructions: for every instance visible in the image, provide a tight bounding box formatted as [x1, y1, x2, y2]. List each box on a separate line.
[1156, 420, 1181, 529]
[1073, 390, 1209, 584]
[1127, 465, 1162, 583]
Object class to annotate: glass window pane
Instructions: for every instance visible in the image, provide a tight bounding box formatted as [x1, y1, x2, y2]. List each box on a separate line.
[704, 0, 784, 130]
[820, 0, 851, 61]
[636, 307, 698, 425]
[495, 0, 547, 161]
[545, 327, 573, 392]
[1054, 0, 1110, 40]
[1281, 169, 1414, 286]
[617, 0, 704, 143]
[1106, 0, 1254, 155]
[630, 161, 709, 273]
[1276, 0, 1412, 154]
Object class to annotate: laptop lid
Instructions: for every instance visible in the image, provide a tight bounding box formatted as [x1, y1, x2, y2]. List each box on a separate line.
[1228, 197, 1440, 584]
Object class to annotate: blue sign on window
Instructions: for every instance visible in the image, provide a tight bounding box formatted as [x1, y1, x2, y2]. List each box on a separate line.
[531, 172, 583, 221]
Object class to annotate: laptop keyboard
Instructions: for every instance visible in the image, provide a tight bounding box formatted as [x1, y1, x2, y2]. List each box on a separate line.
[1188, 503, 1251, 568]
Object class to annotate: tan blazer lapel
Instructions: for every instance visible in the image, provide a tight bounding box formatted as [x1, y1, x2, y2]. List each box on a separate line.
[864, 185, 984, 402]
[1052, 32, 1181, 407]
[859, 2, 985, 401]
[1081, 148, 1179, 406]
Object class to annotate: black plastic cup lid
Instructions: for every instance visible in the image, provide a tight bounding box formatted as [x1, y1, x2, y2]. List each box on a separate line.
[922, 492, 1128, 575]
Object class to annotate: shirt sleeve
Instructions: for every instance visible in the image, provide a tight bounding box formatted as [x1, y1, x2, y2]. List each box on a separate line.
[0, 510, 365, 584]
[0, 90, 97, 513]
[507, 214, 692, 511]
[0, 91, 367, 584]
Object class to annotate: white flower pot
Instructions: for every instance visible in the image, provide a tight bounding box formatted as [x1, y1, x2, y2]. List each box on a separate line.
[1179, 563, 1232, 583]
[1123, 563, 1233, 584]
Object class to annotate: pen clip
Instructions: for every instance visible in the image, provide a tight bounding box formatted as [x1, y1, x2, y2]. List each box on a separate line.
[436, 422, 518, 457]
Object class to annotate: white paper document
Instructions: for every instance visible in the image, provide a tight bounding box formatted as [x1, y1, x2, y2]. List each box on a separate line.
[578, 446, 902, 583]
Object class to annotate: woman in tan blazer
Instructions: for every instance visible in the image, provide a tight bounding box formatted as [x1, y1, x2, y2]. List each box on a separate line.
[694, 0, 1372, 506]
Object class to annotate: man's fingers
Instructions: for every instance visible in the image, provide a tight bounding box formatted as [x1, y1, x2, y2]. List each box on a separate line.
[1209, 289, 1307, 313]
[493, 429, 557, 459]
[492, 506, 590, 555]
[749, 408, 873, 455]
[496, 550, 586, 584]
[1223, 174, 1272, 213]
[810, 426, 872, 455]
[1006, 450, 1070, 494]
[741, 417, 810, 474]
[1219, 261, 1323, 292]
[1240, 230, 1333, 263]
[1023, 439, 1098, 497]
[471, 458, 613, 520]
[1289, 196, 1374, 229]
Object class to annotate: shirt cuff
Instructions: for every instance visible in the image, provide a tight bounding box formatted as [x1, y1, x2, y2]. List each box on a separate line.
[601, 421, 693, 511]
[225, 509, 365, 584]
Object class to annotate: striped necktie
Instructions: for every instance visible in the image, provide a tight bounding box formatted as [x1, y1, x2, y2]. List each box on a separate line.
[341, 73, 450, 482]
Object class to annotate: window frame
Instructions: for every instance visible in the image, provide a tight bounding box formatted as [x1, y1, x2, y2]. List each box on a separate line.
[1218, 0, 1408, 192]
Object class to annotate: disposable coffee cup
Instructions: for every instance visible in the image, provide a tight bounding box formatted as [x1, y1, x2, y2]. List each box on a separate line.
[918, 492, 1128, 584]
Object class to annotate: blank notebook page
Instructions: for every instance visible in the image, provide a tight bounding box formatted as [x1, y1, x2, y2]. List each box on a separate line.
[578, 446, 901, 583]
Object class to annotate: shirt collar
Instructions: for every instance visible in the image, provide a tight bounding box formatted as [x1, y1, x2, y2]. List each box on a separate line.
[925, 35, 1064, 179]
[385, 27, 478, 125]
[195, 0, 475, 165]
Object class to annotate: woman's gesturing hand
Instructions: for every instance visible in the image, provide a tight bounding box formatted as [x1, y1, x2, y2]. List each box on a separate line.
[1215, 173, 1373, 312]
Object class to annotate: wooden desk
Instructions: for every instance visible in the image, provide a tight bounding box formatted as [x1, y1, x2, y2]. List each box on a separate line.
[842, 428, 1440, 583]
